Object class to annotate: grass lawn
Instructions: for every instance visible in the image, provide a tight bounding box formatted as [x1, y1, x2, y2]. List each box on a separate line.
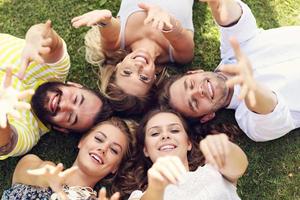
[0, 0, 299, 199]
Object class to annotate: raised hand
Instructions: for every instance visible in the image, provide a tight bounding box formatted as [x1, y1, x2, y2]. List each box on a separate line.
[97, 188, 120, 200]
[71, 10, 112, 28]
[147, 156, 186, 191]
[199, 133, 230, 170]
[27, 163, 78, 200]
[18, 20, 55, 80]
[138, 3, 173, 31]
[0, 67, 34, 128]
[220, 38, 257, 107]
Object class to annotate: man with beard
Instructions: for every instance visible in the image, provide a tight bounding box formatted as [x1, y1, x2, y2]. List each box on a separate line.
[159, 0, 300, 142]
[0, 21, 112, 160]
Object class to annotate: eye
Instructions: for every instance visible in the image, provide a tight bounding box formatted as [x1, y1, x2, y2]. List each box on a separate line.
[110, 147, 119, 155]
[73, 95, 77, 104]
[171, 129, 180, 133]
[95, 136, 104, 143]
[123, 69, 132, 75]
[140, 74, 149, 82]
[150, 132, 159, 137]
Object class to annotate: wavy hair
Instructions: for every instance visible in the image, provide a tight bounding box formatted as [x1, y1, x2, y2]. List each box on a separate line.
[119, 108, 204, 198]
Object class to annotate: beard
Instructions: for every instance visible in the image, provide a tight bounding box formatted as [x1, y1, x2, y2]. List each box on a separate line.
[31, 81, 64, 128]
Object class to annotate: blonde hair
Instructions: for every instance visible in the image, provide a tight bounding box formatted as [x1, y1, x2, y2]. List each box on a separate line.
[85, 26, 128, 67]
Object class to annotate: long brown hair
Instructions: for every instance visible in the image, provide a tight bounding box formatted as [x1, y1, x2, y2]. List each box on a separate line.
[120, 108, 204, 198]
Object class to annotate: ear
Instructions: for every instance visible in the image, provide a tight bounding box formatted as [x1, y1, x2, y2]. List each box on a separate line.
[187, 140, 192, 151]
[186, 69, 204, 75]
[199, 113, 216, 123]
[52, 126, 70, 134]
[66, 81, 83, 88]
[143, 147, 149, 157]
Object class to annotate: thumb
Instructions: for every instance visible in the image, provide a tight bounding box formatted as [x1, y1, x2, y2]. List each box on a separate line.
[42, 19, 52, 37]
[138, 2, 150, 11]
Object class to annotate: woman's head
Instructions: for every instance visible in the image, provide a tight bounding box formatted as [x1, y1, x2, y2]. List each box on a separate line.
[75, 117, 136, 179]
[100, 64, 155, 116]
[137, 109, 192, 167]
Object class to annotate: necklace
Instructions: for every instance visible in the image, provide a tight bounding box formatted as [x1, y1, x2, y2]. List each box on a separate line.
[50, 185, 97, 200]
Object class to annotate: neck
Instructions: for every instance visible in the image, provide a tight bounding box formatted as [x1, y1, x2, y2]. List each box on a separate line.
[131, 38, 161, 60]
[65, 160, 104, 188]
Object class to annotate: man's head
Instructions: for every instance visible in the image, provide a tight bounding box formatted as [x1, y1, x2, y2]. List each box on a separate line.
[31, 81, 113, 133]
[159, 70, 230, 123]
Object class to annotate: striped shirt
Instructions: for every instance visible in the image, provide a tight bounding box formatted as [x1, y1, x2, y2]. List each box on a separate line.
[0, 34, 70, 160]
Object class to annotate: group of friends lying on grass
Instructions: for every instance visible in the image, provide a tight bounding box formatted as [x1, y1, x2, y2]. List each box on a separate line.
[1, 0, 299, 199]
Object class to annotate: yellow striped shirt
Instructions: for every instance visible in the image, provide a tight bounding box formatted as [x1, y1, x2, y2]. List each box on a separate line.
[0, 33, 70, 160]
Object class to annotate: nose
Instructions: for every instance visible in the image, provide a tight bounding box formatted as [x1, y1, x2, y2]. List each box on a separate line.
[161, 131, 171, 140]
[137, 63, 155, 78]
[191, 84, 205, 99]
[98, 142, 109, 154]
[58, 98, 76, 112]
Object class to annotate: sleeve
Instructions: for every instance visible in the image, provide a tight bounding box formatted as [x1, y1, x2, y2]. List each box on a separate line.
[234, 93, 296, 142]
[218, 0, 260, 59]
[128, 190, 144, 200]
[44, 40, 70, 82]
[0, 118, 40, 160]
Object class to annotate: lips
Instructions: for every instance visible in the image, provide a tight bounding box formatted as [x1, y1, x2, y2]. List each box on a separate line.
[158, 144, 177, 152]
[49, 93, 60, 113]
[133, 53, 148, 64]
[207, 80, 214, 99]
[89, 153, 104, 165]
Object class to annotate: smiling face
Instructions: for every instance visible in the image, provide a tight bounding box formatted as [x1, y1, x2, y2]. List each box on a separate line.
[169, 71, 229, 119]
[115, 49, 156, 96]
[76, 122, 128, 178]
[143, 112, 192, 165]
[32, 82, 103, 132]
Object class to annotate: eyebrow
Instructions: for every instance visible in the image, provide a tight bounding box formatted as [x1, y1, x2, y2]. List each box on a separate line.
[188, 99, 195, 113]
[184, 79, 188, 91]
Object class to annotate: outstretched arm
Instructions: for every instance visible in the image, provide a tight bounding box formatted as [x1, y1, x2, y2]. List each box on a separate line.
[0, 68, 33, 154]
[138, 3, 194, 64]
[220, 38, 278, 114]
[200, 133, 248, 183]
[72, 10, 120, 50]
[200, 0, 242, 26]
[13, 154, 77, 200]
[18, 20, 64, 79]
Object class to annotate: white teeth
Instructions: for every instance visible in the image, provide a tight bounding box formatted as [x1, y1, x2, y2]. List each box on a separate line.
[159, 145, 176, 151]
[207, 81, 214, 99]
[135, 56, 147, 64]
[90, 153, 103, 164]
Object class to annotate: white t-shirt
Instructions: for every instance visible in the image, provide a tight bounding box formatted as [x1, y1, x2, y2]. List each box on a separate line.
[216, 1, 300, 141]
[128, 165, 240, 200]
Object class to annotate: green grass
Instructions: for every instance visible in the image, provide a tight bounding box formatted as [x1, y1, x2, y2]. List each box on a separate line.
[0, 0, 300, 199]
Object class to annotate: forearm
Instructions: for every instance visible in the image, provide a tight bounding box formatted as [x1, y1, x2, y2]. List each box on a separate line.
[207, 0, 242, 26]
[12, 154, 55, 187]
[0, 124, 13, 147]
[99, 17, 120, 49]
[245, 82, 278, 114]
[162, 17, 194, 63]
[219, 141, 248, 182]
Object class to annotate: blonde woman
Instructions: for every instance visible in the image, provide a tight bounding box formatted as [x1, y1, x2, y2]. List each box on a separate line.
[1, 117, 136, 200]
[71, 0, 195, 115]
